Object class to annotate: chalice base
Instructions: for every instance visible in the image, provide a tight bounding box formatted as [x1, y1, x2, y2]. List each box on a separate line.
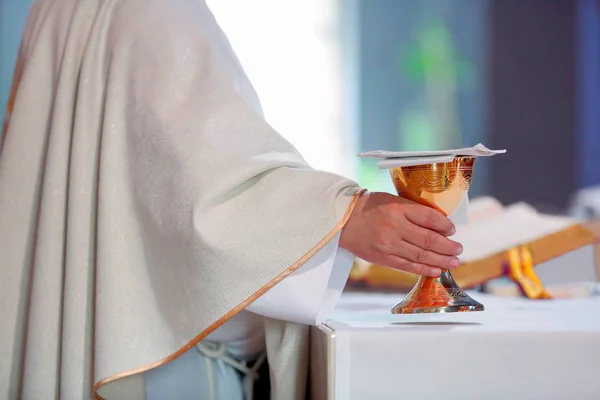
[391, 269, 484, 314]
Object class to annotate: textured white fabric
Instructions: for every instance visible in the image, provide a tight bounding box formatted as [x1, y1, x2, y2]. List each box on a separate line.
[0, 0, 362, 398]
[265, 318, 311, 400]
[247, 232, 355, 326]
[207, 232, 354, 359]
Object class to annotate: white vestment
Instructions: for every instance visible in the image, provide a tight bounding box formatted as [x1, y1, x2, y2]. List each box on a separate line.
[0, 0, 363, 399]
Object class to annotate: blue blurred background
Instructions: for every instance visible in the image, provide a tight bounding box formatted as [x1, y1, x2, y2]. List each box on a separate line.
[2, 0, 599, 212]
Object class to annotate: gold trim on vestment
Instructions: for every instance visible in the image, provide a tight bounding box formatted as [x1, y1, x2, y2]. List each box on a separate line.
[1, 56, 24, 152]
[93, 188, 367, 399]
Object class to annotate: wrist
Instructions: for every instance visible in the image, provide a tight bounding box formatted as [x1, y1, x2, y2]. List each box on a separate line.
[339, 190, 369, 251]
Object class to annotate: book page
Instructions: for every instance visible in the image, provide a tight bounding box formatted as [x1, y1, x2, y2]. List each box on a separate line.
[454, 202, 576, 263]
[467, 196, 504, 223]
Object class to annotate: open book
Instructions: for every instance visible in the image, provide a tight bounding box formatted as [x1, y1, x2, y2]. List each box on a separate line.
[347, 197, 599, 297]
[454, 197, 577, 263]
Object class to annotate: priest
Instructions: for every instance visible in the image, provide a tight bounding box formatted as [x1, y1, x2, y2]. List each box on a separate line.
[0, 0, 463, 399]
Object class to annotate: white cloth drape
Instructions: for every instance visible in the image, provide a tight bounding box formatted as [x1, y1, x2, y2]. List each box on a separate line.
[0, 0, 363, 398]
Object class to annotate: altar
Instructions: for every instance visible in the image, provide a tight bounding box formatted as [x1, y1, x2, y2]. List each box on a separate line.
[310, 289, 600, 400]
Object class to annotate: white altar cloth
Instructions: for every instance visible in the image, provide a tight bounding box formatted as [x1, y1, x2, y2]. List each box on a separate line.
[310, 289, 600, 400]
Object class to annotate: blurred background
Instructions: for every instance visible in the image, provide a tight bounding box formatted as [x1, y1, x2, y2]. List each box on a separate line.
[1, 0, 599, 213]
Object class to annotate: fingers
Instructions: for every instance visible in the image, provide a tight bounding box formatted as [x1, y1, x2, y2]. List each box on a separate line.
[339, 192, 465, 279]
[386, 255, 442, 277]
[403, 204, 455, 236]
[402, 223, 463, 256]
[395, 241, 461, 270]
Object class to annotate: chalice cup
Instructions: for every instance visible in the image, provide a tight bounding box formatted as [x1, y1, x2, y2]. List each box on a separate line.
[390, 156, 484, 314]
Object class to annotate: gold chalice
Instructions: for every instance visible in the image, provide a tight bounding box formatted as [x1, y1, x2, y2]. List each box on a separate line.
[390, 156, 484, 314]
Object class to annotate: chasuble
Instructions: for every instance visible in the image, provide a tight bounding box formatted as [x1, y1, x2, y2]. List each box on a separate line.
[0, 0, 364, 398]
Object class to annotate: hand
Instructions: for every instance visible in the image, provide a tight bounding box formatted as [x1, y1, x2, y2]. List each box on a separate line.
[340, 192, 463, 277]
